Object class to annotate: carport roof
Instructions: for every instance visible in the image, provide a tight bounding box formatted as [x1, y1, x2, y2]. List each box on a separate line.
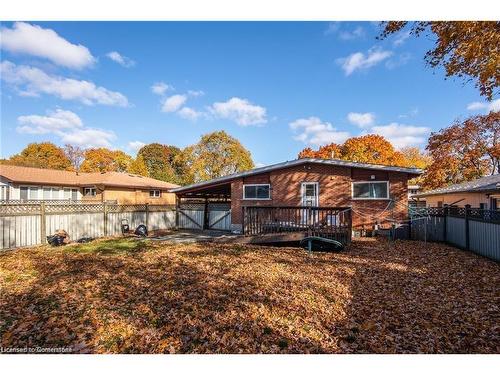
[171, 158, 422, 194]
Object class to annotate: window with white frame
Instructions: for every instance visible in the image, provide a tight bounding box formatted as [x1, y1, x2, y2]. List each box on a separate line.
[149, 190, 161, 198]
[71, 189, 78, 200]
[20, 186, 28, 200]
[28, 186, 39, 200]
[43, 187, 61, 200]
[0, 185, 7, 200]
[63, 188, 71, 199]
[352, 181, 389, 199]
[84, 187, 96, 196]
[243, 184, 270, 200]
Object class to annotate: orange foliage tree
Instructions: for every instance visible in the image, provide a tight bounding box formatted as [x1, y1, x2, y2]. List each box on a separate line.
[7, 142, 72, 170]
[80, 148, 133, 173]
[379, 21, 499, 100]
[421, 112, 500, 189]
[298, 134, 409, 167]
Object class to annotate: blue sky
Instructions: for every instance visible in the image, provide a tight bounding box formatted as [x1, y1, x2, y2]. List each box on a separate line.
[1, 21, 497, 166]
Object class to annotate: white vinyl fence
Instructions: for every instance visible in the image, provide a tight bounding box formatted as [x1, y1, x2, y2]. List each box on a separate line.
[0, 203, 176, 250]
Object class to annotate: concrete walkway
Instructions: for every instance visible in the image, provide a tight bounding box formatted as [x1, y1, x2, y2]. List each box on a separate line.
[148, 230, 239, 244]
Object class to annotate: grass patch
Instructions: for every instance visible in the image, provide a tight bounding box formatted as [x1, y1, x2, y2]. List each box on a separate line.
[65, 238, 149, 255]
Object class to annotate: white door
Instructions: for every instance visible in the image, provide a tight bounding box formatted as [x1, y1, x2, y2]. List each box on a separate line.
[301, 182, 319, 225]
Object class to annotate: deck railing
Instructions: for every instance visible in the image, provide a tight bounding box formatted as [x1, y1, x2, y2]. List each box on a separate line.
[242, 206, 352, 244]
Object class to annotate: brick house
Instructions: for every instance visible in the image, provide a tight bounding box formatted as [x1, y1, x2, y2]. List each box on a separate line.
[0, 164, 178, 204]
[172, 158, 421, 232]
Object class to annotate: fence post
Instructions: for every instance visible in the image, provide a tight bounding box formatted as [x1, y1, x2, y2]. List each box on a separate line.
[175, 197, 180, 229]
[40, 202, 46, 244]
[443, 205, 448, 242]
[103, 201, 108, 237]
[465, 204, 470, 250]
[145, 203, 149, 229]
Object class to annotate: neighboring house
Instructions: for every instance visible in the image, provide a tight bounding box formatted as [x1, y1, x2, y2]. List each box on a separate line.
[0, 165, 178, 204]
[414, 174, 500, 210]
[171, 158, 421, 232]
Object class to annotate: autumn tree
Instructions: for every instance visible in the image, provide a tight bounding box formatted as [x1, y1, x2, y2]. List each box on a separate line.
[400, 147, 431, 169]
[137, 143, 181, 183]
[379, 21, 500, 99]
[8, 142, 72, 170]
[298, 135, 408, 167]
[128, 154, 149, 177]
[298, 144, 342, 159]
[63, 144, 84, 171]
[421, 111, 500, 189]
[80, 148, 133, 173]
[341, 135, 407, 166]
[182, 130, 254, 183]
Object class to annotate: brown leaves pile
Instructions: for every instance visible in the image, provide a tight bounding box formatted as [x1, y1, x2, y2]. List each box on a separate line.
[0, 238, 499, 353]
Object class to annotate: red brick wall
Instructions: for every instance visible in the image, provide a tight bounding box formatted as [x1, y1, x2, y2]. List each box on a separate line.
[231, 163, 409, 229]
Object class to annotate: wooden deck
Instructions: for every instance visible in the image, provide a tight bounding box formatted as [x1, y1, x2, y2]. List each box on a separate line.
[242, 206, 352, 245]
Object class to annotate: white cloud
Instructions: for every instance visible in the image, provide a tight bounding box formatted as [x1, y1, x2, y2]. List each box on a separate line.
[151, 82, 173, 96]
[369, 123, 430, 148]
[17, 109, 83, 134]
[347, 112, 375, 128]
[337, 48, 393, 76]
[106, 51, 135, 68]
[16, 109, 116, 148]
[324, 22, 340, 35]
[188, 90, 204, 97]
[324, 23, 364, 40]
[60, 128, 116, 148]
[1, 61, 129, 106]
[0, 22, 95, 69]
[289, 117, 350, 146]
[339, 26, 365, 41]
[127, 141, 146, 153]
[209, 97, 267, 126]
[177, 107, 203, 121]
[467, 99, 500, 112]
[393, 31, 411, 47]
[385, 52, 411, 69]
[162, 94, 187, 113]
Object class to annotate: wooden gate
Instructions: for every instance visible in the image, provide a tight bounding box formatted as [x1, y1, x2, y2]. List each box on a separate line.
[207, 203, 231, 231]
[177, 203, 204, 229]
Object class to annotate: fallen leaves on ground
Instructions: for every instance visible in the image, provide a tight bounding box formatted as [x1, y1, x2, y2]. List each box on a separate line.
[0, 237, 498, 353]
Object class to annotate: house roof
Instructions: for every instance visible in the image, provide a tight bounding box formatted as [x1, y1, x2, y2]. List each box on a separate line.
[415, 174, 500, 197]
[0, 164, 179, 190]
[171, 158, 422, 193]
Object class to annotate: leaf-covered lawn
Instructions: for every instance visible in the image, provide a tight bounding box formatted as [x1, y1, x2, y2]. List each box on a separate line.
[0, 237, 498, 353]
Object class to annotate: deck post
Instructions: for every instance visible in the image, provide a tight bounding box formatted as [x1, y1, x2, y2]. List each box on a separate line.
[241, 206, 245, 235]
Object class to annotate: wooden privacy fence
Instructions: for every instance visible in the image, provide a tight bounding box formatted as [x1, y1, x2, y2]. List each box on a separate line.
[409, 206, 500, 262]
[242, 206, 352, 245]
[0, 203, 176, 250]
